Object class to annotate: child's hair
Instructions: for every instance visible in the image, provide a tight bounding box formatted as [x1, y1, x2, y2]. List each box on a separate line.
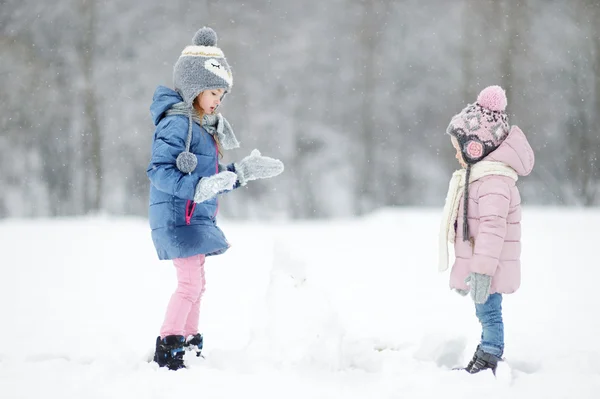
[193, 94, 223, 158]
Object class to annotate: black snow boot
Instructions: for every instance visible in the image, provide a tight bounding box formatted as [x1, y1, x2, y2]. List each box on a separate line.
[154, 335, 186, 370]
[184, 333, 204, 357]
[464, 345, 502, 375]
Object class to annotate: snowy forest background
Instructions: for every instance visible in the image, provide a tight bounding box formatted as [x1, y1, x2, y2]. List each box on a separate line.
[1, 0, 599, 219]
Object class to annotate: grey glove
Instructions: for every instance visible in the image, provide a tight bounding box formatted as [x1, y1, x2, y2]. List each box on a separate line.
[454, 288, 469, 297]
[194, 171, 237, 203]
[464, 273, 492, 304]
[234, 149, 284, 186]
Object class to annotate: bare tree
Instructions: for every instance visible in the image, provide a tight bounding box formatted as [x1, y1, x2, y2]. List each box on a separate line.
[78, 0, 102, 212]
[590, 0, 600, 205]
[461, 0, 478, 101]
[560, 0, 600, 206]
[355, 0, 393, 214]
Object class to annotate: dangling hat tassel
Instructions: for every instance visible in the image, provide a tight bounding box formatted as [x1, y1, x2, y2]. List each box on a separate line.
[462, 164, 471, 242]
[175, 108, 198, 174]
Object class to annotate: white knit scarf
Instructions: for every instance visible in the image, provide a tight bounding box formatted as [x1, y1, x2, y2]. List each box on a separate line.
[438, 161, 518, 272]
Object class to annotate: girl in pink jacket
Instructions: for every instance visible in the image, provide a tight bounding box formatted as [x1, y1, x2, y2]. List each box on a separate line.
[439, 85, 535, 375]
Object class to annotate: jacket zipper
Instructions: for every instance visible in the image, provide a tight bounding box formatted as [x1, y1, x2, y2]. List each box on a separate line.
[185, 136, 220, 224]
[213, 137, 219, 218]
[185, 200, 196, 225]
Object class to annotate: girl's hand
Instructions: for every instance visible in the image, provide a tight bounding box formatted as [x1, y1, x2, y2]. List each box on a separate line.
[465, 273, 492, 304]
[194, 171, 237, 203]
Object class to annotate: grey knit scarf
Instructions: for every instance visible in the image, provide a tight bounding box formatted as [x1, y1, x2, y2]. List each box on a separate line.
[165, 102, 240, 173]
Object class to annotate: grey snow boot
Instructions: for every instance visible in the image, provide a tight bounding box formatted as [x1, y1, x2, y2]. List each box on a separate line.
[464, 346, 502, 375]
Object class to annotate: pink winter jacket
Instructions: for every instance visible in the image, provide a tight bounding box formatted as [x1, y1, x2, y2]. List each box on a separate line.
[449, 126, 535, 294]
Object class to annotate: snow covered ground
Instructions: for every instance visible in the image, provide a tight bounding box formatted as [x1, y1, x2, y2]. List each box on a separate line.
[1, 207, 599, 398]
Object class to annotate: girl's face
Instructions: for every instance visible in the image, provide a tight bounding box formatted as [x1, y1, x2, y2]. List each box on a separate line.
[451, 137, 467, 168]
[197, 88, 225, 114]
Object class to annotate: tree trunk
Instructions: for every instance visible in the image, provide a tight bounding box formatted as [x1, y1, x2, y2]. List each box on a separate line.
[461, 0, 476, 101]
[356, 0, 376, 214]
[357, 0, 390, 214]
[79, 0, 102, 212]
[590, 1, 600, 205]
[499, 0, 515, 102]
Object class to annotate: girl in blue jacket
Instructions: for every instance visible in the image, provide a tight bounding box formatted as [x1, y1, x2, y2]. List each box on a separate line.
[147, 27, 284, 370]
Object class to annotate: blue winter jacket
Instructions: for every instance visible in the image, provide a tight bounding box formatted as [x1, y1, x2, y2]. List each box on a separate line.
[147, 86, 231, 260]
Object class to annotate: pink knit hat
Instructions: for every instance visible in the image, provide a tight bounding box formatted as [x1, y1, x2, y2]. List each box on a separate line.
[446, 85, 510, 164]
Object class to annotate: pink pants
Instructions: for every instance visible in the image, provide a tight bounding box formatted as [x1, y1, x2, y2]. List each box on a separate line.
[160, 254, 206, 338]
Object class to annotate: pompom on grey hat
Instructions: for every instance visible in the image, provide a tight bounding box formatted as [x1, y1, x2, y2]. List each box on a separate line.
[173, 27, 233, 106]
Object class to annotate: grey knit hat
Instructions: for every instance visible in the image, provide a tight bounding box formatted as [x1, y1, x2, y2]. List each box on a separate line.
[173, 27, 233, 106]
[172, 27, 233, 174]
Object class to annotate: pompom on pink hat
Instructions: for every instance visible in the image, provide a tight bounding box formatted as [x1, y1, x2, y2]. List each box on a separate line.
[446, 85, 510, 164]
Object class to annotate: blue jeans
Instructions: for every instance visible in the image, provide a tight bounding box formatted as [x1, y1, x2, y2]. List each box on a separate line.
[475, 293, 504, 357]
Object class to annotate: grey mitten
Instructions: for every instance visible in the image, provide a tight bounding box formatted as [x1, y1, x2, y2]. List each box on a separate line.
[234, 149, 284, 186]
[194, 171, 237, 203]
[454, 288, 469, 297]
[464, 273, 492, 304]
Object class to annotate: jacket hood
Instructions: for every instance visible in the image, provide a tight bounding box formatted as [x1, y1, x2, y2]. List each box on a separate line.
[150, 86, 185, 126]
[485, 125, 535, 176]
